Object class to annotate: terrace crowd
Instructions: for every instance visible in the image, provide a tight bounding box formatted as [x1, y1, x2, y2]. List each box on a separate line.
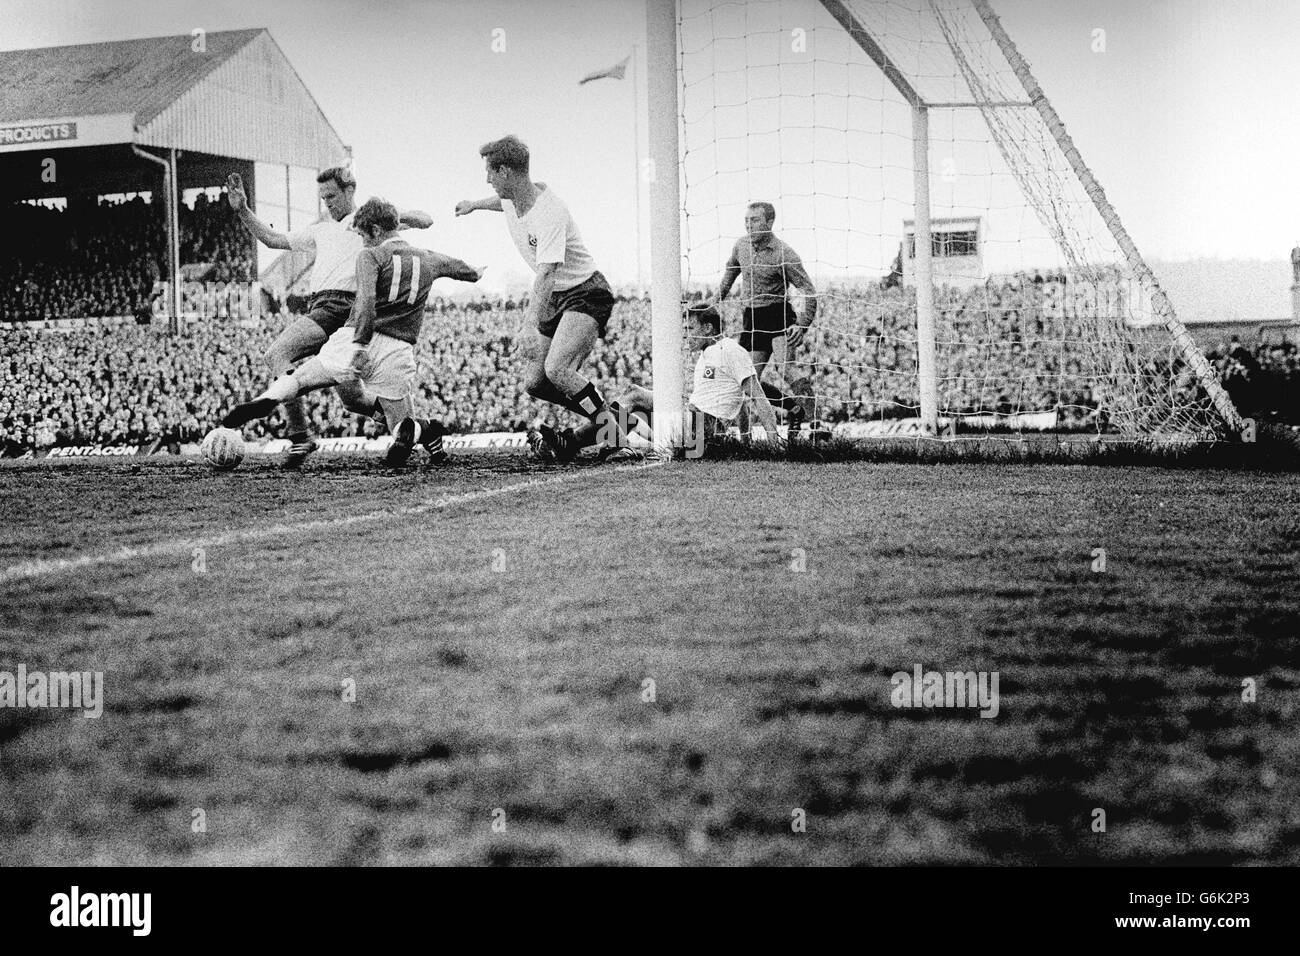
[0, 195, 254, 324]
[2, 280, 1296, 452]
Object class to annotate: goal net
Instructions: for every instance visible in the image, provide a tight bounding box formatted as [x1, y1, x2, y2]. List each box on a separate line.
[666, 0, 1243, 441]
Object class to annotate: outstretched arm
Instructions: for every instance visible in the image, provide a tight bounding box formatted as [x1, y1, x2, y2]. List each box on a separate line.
[454, 196, 504, 216]
[225, 173, 292, 250]
[430, 253, 486, 283]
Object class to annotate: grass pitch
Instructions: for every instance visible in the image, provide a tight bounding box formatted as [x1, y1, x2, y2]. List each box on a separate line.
[0, 452, 1297, 865]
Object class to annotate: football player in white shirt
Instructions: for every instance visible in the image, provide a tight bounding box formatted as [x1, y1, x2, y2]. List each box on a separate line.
[455, 135, 628, 462]
[226, 167, 432, 467]
[613, 303, 782, 452]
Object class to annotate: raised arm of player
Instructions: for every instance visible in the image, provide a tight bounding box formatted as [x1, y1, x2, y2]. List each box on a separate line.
[741, 373, 783, 444]
[716, 243, 742, 301]
[454, 196, 504, 216]
[398, 209, 434, 229]
[226, 173, 292, 250]
[350, 249, 381, 347]
[784, 252, 818, 349]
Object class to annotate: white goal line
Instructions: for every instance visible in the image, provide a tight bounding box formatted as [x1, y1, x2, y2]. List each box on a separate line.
[0, 461, 666, 585]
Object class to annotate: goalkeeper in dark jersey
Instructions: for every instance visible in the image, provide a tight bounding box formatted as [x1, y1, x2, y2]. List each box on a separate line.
[221, 198, 483, 467]
[715, 201, 818, 428]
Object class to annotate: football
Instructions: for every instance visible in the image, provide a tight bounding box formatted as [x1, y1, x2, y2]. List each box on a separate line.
[201, 427, 246, 471]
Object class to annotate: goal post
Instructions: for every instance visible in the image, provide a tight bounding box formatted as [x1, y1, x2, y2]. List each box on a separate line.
[911, 105, 938, 436]
[646, 0, 685, 455]
[647, 0, 1246, 446]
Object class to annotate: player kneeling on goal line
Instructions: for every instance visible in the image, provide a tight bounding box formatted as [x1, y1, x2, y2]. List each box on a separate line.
[221, 198, 484, 467]
[609, 303, 784, 457]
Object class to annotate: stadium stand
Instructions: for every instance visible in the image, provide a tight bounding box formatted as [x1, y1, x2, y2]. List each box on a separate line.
[2, 283, 1295, 454]
[0, 195, 254, 323]
[0, 29, 348, 328]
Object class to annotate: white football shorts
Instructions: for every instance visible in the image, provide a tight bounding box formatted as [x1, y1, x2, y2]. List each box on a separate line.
[316, 327, 417, 401]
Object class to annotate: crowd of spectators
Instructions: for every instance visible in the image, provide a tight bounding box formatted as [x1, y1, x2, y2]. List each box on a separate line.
[0, 195, 254, 323]
[2, 275, 1296, 453]
[0, 300, 651, 451]
[1215, 336, 1300, 424]
[180, 192, 255, 284]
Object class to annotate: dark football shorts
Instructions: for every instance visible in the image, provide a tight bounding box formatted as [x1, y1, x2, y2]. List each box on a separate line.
[305, 289, 356, 335]
[738, 302, 797, 354]
[542, 271, 615, 338]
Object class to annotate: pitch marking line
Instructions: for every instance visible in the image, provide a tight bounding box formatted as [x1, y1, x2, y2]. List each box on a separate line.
[0, 460, 667, 584]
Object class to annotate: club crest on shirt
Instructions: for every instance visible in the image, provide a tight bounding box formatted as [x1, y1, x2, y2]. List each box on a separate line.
[528, 234, 537, 248]
[703, 366, 716, 379]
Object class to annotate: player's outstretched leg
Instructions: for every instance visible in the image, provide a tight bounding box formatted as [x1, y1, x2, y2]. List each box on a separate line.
[222, 397, 279, 429]
[221, 359, 335, 467]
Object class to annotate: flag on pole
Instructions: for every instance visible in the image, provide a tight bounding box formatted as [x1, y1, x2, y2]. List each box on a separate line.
[579, 56, 630, 84]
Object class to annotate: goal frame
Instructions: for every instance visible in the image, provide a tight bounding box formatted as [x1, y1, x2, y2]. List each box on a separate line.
[645, 0, 1246, 450]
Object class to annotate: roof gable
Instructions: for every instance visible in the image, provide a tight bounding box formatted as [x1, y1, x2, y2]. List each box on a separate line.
[0, 30, 263, 125]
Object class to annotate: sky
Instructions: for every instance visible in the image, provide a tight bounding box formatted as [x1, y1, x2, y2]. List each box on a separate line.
[2, 0, 1298, 296]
